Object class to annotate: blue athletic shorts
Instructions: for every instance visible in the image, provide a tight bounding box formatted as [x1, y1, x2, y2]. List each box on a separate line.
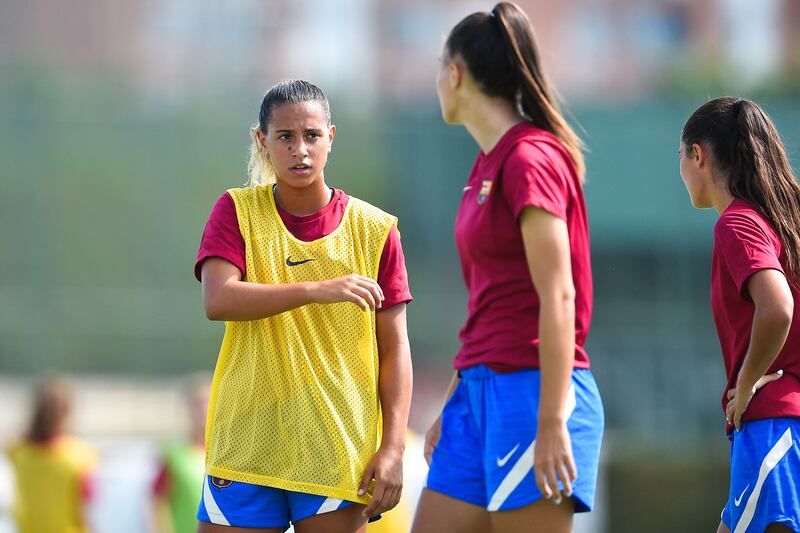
[197, 475, 368, 529]
[721, 418, 800, 533]
[426, 365, 604, 512]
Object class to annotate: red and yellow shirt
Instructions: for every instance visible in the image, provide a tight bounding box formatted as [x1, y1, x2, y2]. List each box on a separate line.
[203, 185, 398, 503]
[8, 436, 97, 533]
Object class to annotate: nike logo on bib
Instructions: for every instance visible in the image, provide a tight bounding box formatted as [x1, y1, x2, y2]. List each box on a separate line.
[286, 257, 314, 267]
[496, 443, 520, 467]
[734, 484, 749, 507]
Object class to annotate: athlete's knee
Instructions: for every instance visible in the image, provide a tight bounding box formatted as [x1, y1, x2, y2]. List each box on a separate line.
[765, 523, 795, 532]
[197, 522, 225, 533]
[490, 497, 574, 533]
[293, 504, 367, 533]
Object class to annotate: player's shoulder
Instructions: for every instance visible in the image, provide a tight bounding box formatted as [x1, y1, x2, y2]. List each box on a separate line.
[345, 193, 396, 223]
[57, 436, 98, 470]
[714, 200, 780, 253]
[5, 439, 24, 459]
[715, 200, 773, 236]
[224, 185, 276, 220]
[509, 124, 564, 153]
[504, 125, 573, 173]
[225, 185, 265, 203]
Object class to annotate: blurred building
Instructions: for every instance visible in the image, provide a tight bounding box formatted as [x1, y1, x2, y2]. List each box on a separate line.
[2, 0, 799, 105]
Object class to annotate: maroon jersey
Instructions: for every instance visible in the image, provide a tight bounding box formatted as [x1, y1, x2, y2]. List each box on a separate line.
[453, 123, 592, 371]
[712, 199, 800, 429]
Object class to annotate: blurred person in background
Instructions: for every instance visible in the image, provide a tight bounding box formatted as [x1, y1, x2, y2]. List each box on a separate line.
[679, 96, 800, 533]
[151, 374, 210, 533]
[413, 3, 603, 533]
[6, 376, 98, 533]
[195, 80, 413, 532]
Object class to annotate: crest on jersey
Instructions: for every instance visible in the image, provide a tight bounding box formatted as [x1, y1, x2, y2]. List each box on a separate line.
[477, 180, 493, 204]
[211, 477, 233, 489]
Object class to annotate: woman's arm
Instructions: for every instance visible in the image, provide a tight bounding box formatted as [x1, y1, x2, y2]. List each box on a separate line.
[519, 206, 576, 505]
[727, 268, 793, 429]
[359, 303, 413, 518]
[151, 497, 175, 533]
[375, 303, 413, 456]
[423, 370, 460, 465]
[201, 257, 385, 321]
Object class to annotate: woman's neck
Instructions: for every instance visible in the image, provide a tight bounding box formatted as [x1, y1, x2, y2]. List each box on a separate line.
[710, 182, 736, 215]
[461, 95, 524, 154]
[274, 179, 332, 216]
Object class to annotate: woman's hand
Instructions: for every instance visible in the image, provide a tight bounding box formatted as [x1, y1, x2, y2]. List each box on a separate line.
[312, 274, 384, 311]
[726, 370, 783, 431]
[423, 416, 442, 466]
[533, 419, 577, 505]
[201, 263, 384, 320]
[358, 445, 403, 519]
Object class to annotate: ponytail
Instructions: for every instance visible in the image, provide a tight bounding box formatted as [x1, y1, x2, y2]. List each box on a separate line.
[733, 100, 800, 275]
[683, 97, 800, 276]
[492, 3, 585, 180]
[247, 124, 276, 187]
[27, 376, 72, 443]
[445, 2, 585, 180]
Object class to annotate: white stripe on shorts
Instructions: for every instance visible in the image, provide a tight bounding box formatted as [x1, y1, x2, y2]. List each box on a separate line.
[317, 497, 344, 515]
[734, 427, 793, 533]
[487, 384, 577, 511]
[203, 477, 231, 526]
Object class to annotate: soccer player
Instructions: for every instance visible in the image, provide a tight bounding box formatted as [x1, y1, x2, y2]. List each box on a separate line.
[151, 374, 210, 533]
[412, 3, 604, 533]
[7, 376, 98, 533]
[195, 80, 413, 533]
[679, 96, 800, 533]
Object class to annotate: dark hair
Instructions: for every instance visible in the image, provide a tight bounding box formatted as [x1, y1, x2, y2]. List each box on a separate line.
[445, 2, 585, 180]
[258, 79, 331, 133]
[27, 376, 72, 443]
[248, 80, 331, 186]
[682, 96, 800, 276]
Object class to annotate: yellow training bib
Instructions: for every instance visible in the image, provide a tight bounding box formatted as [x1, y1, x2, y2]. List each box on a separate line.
[205, 185, 396, 503]
[9, 437, 97, 533]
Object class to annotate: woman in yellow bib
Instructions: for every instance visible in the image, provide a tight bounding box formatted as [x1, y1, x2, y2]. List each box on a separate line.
[7, 377, 98, 533]
[195, 80, 413, 533]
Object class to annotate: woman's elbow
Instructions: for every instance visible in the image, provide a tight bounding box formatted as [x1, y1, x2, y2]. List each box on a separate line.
[763, 298, 794, 331]
[777, 300, 794, 329]
[205, 308, 223, 321]
[204, 302, 223, 321]
[561, 286, 576, 304]
[202, 290, 228, 321]
[541, 284, 576, 306]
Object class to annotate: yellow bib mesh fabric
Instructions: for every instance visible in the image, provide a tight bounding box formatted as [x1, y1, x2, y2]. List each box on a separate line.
[205, 185, 396, 503]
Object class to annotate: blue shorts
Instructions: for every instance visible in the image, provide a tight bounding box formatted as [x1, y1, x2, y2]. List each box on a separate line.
[197, 476, 364, 529]
[426, 366, 604, 512]
[721, 418, 800, 533]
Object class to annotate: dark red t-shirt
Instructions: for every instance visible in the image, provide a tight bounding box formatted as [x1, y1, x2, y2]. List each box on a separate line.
[195, 188, 412, 309]
[453, 123, 592, 371]
[712, 199, 800, 430]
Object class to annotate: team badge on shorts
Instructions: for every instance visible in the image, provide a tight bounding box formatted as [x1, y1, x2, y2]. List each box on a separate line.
[210, 477, 233, 489]
[477, 180, 493, 204]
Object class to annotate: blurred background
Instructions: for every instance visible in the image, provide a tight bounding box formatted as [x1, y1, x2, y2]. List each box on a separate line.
[1, 0, 800, 531]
